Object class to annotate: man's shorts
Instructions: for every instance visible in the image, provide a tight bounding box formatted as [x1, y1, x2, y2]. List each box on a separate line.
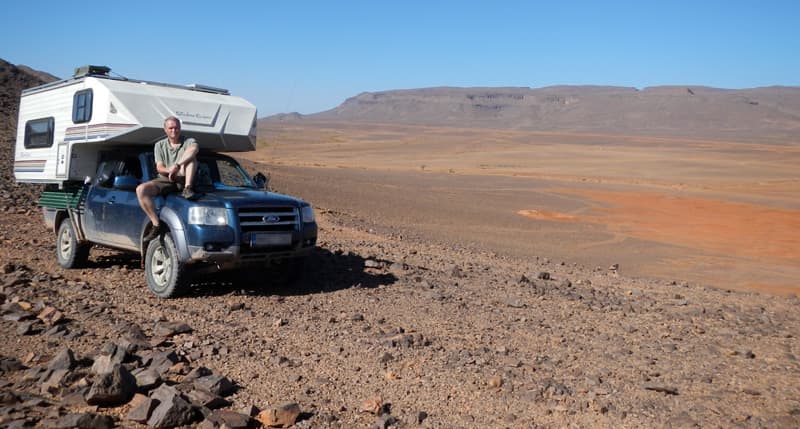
[151, 175, 186, 196]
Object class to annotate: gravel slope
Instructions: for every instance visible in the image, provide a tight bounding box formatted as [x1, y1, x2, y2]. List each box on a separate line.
[1, 174, 799, 428]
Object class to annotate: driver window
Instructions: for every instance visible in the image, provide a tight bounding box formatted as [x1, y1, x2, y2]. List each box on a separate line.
[121, 157, 142, 180]
[95, 160, 121, 187]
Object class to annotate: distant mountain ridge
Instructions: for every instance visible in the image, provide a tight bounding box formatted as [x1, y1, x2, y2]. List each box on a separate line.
[264, 85, 800, 141]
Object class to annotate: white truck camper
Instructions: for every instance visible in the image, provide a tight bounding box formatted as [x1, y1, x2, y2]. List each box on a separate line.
[14, 65, 257, 185]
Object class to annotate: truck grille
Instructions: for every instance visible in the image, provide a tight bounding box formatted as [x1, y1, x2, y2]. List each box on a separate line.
[238, 206, 299, 233]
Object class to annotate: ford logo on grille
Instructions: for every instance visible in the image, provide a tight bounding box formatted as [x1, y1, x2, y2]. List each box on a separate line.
[263, 215, 280, 223]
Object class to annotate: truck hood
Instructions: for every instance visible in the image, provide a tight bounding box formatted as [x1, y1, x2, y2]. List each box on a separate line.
[166, 188, 307, 208]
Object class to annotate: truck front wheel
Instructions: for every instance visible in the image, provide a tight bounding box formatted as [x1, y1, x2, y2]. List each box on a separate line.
[145, 233, 189, 298]
[55, 220, 90, 268]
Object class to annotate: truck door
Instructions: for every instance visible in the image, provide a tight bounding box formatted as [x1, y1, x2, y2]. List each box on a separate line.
[104, 156, 147, 249]
[84, 160, 118, 245]
[86, 155, 147, 249]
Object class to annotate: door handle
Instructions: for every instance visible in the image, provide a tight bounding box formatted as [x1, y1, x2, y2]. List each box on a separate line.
[108, 196, 116, 204]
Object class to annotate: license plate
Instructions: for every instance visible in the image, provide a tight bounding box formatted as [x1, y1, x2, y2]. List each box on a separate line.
[251, 232, 292, 247]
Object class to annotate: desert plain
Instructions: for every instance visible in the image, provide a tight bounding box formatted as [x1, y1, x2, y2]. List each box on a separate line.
[251, 120, 800, 296]
[2, 61, 800, 428]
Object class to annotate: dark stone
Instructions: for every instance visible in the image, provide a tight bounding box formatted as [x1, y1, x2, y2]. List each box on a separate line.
[117, 323, 151, 352]
[41, 368, 71, 395]
[187, 388, 230, 409]
[153, 321, 192, 337]
[184, 366, 213, 382]
[16, 320, 41, 335]
[0, 356, 26, 373]
[126, 396, 158, 423]
[47, 348, 76, 372]
[132, 368, 161, 391]
[147, 350, 179, 375]
[2, 311, 33, 322]
[44, 324, 68, 337]
[193, 375, 235, 397]
[0, 390, 21, 405]
[537, 272, 551, 280]
[204, 409, 251, 429]
[85, 365, 136, 406]
[55, 413, 114, 429]
[150, 384, 182, 402]
[643, 383, 679, 395]
[373, 413, 398, 429]
[147, 390, 198, 428]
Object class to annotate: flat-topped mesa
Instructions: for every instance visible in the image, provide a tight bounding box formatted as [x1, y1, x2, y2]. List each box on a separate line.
[14, 65, 257, 185]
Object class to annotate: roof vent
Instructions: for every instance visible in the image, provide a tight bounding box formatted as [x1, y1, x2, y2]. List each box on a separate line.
[73, 65, 111, 78]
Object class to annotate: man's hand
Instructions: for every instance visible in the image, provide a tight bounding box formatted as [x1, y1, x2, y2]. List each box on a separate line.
[168, 164, 180, 182]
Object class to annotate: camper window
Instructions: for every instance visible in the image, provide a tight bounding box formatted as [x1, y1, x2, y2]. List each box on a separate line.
[24, 117, 55, 149]
[72, 89, 93, 123]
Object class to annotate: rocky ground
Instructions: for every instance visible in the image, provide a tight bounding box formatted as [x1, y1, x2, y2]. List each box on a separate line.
[1, 134, 800, 428]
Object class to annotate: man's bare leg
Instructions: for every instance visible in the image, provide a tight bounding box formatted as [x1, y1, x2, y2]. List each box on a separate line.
[136, 182, 161, 227]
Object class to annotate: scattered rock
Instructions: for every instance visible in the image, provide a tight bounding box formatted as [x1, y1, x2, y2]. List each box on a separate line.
[153, 321, 192, 337]
[147, 385, 199, 428]
[47, 348, 76, 372]
[373, 413, 398, 428]
[361, 397, 384, 415]
[643, 383, 679, 395]
[85, 365, 137, 406]
[55, 412, 114, 429]
[126, 394, 158, 423]
[255, 402, 301, 428]
[203, 409, 251, 429]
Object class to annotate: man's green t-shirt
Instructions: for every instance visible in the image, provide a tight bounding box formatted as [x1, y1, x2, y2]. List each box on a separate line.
[154, 136, 198, 170]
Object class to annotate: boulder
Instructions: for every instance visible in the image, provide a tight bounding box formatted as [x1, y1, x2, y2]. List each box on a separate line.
[85, 365, 136, 406]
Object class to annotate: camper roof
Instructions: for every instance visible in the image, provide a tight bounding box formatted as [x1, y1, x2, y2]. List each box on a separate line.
[22, 65, 230, 97]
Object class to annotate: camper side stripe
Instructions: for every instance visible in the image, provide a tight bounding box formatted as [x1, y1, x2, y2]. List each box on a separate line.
[64, 123, 137, 142]
[14, 160, 46, 173]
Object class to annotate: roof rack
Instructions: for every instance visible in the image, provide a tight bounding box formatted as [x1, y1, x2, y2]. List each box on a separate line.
[187, 83, 230, 95]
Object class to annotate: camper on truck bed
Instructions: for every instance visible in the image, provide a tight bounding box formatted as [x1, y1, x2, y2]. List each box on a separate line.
[14, 65, 317, 298]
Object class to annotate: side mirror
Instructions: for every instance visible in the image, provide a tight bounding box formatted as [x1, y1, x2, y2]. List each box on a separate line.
[113, 175, 140, 191]
[253, 172, 270, 190]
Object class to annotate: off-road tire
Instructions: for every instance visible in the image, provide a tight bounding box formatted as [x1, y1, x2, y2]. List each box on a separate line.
[145, 233, 188, 298]
[55, 220, 90, 268]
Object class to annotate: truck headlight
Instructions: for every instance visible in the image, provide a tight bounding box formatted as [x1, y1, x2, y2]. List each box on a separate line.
[188, 207, 229, 226]
[301, 205, 315, 223]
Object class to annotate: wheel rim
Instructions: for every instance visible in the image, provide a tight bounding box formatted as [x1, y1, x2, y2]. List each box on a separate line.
[150, 242, 173, 290]
[58, 226, 72, 259]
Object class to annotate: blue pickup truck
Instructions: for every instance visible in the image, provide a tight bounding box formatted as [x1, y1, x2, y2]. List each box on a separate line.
[15, 66, 316, 298]
[40, 147, 318, 298]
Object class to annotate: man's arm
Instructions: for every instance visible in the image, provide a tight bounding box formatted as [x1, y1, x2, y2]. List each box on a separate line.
[166, 141, 198, 181]
[175, 141, 199, 167]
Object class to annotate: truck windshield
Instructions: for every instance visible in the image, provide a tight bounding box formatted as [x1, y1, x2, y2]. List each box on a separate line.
[197, 157, 257, 189]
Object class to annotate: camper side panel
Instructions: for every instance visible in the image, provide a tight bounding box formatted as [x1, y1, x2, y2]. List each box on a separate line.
[14, 81, 85, 184]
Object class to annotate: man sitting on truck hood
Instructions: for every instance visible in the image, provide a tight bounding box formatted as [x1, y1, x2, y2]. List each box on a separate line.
[137, 116, 200, 241]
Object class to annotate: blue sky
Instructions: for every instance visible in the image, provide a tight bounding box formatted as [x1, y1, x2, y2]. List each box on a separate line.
[2, 1, 798, 116]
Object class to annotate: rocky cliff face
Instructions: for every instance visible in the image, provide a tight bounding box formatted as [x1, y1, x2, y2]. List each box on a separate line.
[0, 59, 58, 138]
[0, 59, 58, 213]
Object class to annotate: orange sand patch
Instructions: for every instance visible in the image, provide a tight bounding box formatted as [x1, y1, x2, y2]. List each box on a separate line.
[567, 190, 800, 263]
[518, 190, 800, 294]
